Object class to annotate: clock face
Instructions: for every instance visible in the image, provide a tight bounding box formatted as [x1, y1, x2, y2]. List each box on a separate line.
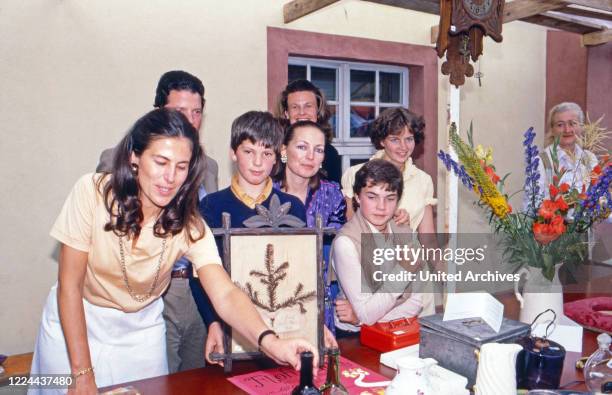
[462, 0, 493, 18]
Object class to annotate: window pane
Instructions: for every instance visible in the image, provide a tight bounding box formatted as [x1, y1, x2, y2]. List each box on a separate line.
[350, 70, 375, 102]
[288, 64, 306, 83]
[349, 106, 375, 138]
[350, 158, 369, 167]
[380, 72, 401, 103]
[311, 67, 337, 101]
[328, 105, 338, 139]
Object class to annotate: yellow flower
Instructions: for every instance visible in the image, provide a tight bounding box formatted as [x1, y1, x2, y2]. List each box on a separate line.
[475, 144, 494, 165]
[484, 195, 510, 219]
[448, 125, 508, 219]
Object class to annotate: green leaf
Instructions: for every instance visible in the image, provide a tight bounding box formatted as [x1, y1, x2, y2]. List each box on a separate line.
[467, 121, 474, 148]
[541, 253, 555, 281]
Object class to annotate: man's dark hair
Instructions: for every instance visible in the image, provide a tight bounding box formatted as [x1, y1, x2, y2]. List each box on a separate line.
[153, 70, 205, 109]
[370, 107, 425, 150]
[353, 159, 403, 200]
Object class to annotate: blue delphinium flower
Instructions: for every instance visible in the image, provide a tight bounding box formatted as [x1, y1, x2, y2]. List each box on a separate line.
[438, 150, 474, 189]
[575, 165, 612, 227]
[522, 127, 541, 216]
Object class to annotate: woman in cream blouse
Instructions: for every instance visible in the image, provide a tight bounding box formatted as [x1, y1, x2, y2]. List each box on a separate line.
[341, 107, 437, 235]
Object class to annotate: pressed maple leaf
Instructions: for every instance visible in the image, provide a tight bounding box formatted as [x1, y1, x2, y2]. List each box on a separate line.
[243, 194, 306, 228]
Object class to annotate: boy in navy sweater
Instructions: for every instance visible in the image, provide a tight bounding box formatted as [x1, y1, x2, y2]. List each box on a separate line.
[199, 111, 306, 365]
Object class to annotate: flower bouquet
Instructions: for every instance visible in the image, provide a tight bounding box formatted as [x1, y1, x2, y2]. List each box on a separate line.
[438, 122, 612, 281]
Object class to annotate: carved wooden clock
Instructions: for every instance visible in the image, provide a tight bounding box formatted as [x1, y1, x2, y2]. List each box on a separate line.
[437, 0, 505, 87]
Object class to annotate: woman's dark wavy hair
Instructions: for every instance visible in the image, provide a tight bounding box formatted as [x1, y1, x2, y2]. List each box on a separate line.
[99, 108, 205, 242]
[276, 79, 334, 144]
[370, 107, 425, 150]
[274, 120, 326, 191]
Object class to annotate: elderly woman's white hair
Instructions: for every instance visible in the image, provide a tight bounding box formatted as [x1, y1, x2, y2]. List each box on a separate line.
[545, 102, 584, 147]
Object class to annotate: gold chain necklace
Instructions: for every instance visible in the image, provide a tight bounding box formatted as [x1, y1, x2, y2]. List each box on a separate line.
[118, 236, 166, 303]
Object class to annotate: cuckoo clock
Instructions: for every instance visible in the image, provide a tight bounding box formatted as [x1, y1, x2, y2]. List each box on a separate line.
[437, 0, 505, 87]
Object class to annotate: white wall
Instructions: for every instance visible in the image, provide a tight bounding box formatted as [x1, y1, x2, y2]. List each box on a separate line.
[0, 0, 548, 354]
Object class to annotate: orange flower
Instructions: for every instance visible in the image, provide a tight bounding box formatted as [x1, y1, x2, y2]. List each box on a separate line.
[533, 223, 560, 245]
[550, 215, 566, 235]
[533, 215, 566, 245]
[549, 184, 559, 198]
[555, 196, 569, 212]
[507, 204, 513, 213]
[559, 183, 569, 193]
[593, 165, 602, 175]
[532, 222, 546, 234]
[538, 200, 557, 220]
[485, 166, 500, 184]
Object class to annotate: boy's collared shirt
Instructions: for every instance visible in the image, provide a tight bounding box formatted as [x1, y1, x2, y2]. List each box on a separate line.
[230, 174, 273, 209]
[197, 179, 307, 325]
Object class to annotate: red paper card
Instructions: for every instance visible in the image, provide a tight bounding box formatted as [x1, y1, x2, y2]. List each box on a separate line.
[227, 356, 389, 395]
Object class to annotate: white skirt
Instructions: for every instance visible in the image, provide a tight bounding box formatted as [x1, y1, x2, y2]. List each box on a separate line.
[28, 284, 168, 394]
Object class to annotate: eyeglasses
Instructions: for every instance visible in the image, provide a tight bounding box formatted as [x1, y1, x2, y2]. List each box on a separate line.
[553, 120, 581, 129]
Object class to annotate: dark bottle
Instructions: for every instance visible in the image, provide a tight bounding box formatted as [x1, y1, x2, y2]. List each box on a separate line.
[291, 351, 321, 395]
[319, 348, 348, 395]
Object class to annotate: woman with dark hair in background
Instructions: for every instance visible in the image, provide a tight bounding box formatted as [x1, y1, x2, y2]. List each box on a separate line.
[276, 79, 342, 183]
[273, 120, 346, 347]
[28, 109, 317, 394]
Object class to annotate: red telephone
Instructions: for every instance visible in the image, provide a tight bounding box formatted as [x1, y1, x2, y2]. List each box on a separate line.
[360, 317, 420, 352]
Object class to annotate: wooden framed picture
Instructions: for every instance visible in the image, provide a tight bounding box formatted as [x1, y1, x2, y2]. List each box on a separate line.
[230, 233, 320, 353]
[209, 200, 326, 372]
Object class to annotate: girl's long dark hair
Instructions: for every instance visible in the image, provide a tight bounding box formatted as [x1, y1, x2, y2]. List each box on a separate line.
[98, 108, 205, 242]
[275, 120, 326, 192]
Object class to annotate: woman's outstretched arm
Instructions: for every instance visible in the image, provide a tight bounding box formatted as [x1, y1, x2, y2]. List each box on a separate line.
[197, 264, 319, 374]
[57, 243, 97, 394]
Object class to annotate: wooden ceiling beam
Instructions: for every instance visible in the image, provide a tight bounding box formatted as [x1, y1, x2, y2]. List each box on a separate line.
[541, 10, 609, 29]
[283, 0, 341, 23]
[563, 0, 612, 13]
[582, 28, 612, 45]
[560, 5, 612, 22]
[503, 0, 568, 23]
[361, 0, 440, 15]
[520, 13, 600, 34]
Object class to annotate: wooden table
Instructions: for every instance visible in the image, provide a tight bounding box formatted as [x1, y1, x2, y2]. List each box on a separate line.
[102, 335, 594, 394]
[103, 292, 599, 394]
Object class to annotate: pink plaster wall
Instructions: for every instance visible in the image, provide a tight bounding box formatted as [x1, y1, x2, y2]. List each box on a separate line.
[266, 27, 439, 187]
[546, 31, 587, 130]
[587, 42, 612, 135]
